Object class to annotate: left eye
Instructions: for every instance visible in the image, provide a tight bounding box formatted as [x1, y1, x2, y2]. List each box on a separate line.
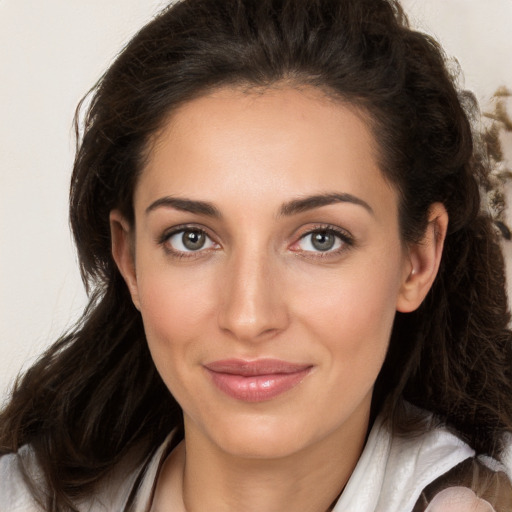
[166, 229, 217, 253]
[296, 230, 344, 252]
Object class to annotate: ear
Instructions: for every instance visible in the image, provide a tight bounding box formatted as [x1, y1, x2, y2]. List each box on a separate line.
[396, 203, 448, 313]
[110, 209, 141, 310]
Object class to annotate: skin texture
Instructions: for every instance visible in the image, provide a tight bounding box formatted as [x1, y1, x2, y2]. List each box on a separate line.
[111, 86, 448, 512]
[425, 488, 495, 512]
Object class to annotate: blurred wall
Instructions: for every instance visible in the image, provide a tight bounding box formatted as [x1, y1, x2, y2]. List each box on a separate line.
[1, 0, 512, 401]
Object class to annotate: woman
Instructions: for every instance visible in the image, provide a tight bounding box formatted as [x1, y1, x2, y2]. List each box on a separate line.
[1, 0, 511, 510]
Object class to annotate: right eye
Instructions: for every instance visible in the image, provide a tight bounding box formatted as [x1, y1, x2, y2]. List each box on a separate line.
[162, 228, 218, 255]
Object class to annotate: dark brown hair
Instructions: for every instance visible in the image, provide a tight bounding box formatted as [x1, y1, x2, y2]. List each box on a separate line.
[1, 0, 511, 510]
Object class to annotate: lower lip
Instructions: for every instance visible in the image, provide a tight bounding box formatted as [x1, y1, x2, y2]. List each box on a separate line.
[205, 368, 311, 402]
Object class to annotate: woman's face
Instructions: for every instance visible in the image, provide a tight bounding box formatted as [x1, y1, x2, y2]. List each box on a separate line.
[114, 86, 422, 459]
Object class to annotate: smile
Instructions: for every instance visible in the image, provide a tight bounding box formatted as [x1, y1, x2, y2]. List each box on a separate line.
[203, 359, 313, 402]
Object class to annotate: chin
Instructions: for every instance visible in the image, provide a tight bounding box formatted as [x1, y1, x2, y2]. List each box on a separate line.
[194, 410, 324, 460]
[217, 429, 309, 460]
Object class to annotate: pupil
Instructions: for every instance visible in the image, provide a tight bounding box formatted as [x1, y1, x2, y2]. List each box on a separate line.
[183, 230, 205, 250]
[312, 231, 335, 251]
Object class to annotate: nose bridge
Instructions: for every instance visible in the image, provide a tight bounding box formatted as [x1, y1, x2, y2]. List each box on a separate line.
[218, 240, 287, 341]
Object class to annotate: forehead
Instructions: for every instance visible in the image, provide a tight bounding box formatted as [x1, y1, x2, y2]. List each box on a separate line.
[135, 86, 397, 218]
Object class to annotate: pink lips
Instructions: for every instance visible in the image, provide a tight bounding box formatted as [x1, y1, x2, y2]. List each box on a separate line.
[204, 359, 312, 402]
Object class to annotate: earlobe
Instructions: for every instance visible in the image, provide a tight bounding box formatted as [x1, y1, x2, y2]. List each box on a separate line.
[110, 210, 141, 310]
[396, 203, 449, 313]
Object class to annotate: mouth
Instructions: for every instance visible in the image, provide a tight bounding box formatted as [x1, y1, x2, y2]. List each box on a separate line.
[203, 359, 313, 402]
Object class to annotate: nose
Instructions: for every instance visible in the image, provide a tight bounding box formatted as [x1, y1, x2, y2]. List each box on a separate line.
[217, 247, 289, 342]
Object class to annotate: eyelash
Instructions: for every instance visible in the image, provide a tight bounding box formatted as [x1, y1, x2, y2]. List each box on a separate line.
[157, 224, 354, 260]
[291, 224, 354, 259]
[158, 224, 219, 259]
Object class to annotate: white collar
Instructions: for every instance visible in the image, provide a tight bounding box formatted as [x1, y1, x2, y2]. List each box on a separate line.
[333, 413, 475, 511]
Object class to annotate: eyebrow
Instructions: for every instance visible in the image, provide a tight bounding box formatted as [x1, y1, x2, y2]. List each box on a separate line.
[146, 196, 222, 217]
[279, 193, 374, 217]
[145, 192, 373, 218]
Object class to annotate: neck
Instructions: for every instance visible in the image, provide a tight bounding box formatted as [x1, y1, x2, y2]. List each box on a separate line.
[152, 410, 370, 512]
[183, 437, 353, 512]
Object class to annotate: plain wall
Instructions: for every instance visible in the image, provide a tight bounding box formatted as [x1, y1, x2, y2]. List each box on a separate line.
[1, 0, 512, 402]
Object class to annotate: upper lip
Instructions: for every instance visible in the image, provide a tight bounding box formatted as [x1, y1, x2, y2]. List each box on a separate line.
[204, 359, 312, 376]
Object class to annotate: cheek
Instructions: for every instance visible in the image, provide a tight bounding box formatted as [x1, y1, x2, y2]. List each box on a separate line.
[135, 265, 220, 411]
[291, 259, 402, 377]
[136, 262, 217, 360]
[296, 265, 399, 333]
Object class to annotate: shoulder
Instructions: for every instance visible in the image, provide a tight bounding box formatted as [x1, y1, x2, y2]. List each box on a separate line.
[375, 406, 512, 511]
[412, 455, 512, 512]
[0, 448, 42, 512]
[0, 443, 150, 512]
[334, 408, 481, 511]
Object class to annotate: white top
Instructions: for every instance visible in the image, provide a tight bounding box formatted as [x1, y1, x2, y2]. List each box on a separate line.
[1, 414, 511, 511]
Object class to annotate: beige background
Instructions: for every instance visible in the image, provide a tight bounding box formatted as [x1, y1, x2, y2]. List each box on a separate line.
[1, 0, 512, 401]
